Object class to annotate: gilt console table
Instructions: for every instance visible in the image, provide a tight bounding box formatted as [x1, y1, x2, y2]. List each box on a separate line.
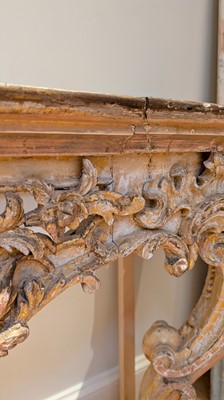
[0, 85, 223, 399]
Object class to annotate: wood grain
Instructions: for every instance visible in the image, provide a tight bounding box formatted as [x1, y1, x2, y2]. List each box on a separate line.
[1, 85, 224, 156]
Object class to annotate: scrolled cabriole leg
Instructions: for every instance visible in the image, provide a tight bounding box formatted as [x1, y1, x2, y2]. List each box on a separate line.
[140, 264, 224, 399]
[139, 153, 224, 399]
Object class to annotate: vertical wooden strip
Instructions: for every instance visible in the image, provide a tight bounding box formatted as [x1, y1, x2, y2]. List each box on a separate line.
[118, 253, 135, 400]
[211, 2, 224, 399]
[217, 0, 224, 104]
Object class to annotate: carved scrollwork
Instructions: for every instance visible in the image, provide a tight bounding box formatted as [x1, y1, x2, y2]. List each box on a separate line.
[0, 152, 223, 399]
[138, 153, 224, 398]
[0, 157, 148, 355]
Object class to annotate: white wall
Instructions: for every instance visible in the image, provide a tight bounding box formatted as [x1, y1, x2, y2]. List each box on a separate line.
[0, 1, 218, 399]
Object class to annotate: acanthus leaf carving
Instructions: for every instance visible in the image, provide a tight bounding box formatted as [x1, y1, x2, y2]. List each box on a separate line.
[0, 192, 24, 232]
[0, 153, 223, 400]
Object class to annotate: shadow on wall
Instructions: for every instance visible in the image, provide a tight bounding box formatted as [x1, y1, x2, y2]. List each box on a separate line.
[77, 263, 119, 399]
[135, 250, 208, 355]
[76, 249, 207, 399]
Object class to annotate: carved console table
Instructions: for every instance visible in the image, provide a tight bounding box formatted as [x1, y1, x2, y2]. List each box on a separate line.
[0, 85, 224, 399]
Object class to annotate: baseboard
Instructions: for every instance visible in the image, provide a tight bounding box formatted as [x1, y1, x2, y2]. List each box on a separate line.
[45, 354, 149, 400]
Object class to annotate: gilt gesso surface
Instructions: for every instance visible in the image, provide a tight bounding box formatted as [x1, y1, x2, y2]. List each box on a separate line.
[0, 152, 223, 399]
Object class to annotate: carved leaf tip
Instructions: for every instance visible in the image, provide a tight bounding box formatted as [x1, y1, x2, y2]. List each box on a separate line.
[0, 192, 23, 232]
[16, 280, 45, 321]
[78, 158, 98, 196]
[24, 179, 55, 205]
[0, 228, 46, 260]
[0, 285, 11, 320]
[0, 322, 29, 355]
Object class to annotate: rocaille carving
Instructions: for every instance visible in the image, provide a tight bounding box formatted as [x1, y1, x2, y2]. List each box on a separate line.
[0, 153, 223, 399]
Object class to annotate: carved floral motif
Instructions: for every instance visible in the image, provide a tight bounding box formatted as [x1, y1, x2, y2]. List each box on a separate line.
[0, 154, 223, 399]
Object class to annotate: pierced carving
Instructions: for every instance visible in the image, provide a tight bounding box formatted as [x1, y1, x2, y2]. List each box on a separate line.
[0, 153, 223, 398]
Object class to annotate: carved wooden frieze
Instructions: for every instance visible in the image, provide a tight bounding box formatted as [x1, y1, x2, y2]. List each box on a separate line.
[0, 149, 222, 399]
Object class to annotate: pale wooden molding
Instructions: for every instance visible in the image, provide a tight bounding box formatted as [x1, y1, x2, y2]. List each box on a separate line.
[1, 84, 224, 155]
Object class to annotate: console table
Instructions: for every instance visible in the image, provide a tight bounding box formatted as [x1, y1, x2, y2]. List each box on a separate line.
[0, 84, 223, 399]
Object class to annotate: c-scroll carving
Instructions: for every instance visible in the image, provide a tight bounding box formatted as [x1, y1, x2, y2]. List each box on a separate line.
[0, 157, 147, 356]
[139, 153, 224, 399]
[0, 153, 223, 400]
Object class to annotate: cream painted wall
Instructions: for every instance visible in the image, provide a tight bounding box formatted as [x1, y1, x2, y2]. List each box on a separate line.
[0, 1, 218, 399]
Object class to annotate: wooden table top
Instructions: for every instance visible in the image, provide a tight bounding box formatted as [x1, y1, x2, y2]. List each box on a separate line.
[0, 84, 224, 156]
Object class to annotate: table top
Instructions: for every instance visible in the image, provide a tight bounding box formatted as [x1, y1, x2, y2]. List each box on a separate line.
[0, 84, 224, 156]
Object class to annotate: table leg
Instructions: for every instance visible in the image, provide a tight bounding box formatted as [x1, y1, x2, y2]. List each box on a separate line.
[118, 254, 135, 400]
[139, 265, 224, 399]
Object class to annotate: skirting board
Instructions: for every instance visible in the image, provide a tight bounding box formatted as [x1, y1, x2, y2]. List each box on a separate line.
[45, 354, 149, 400]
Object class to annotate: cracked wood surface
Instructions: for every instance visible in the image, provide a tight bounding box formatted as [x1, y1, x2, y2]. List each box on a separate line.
[1, 85, 224, 156]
